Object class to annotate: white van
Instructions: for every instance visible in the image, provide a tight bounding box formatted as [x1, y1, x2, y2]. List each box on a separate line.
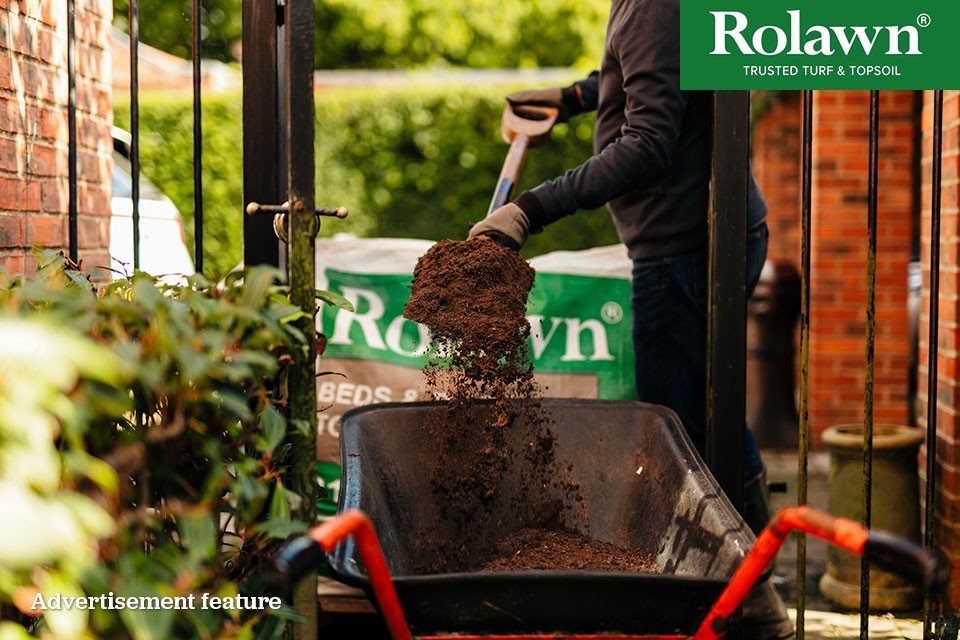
[110, 127, 195, 282]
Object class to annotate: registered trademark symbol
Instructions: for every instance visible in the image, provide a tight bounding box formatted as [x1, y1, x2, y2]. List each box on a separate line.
[917, 13, 931, 28]
[601, 301, 623, 324]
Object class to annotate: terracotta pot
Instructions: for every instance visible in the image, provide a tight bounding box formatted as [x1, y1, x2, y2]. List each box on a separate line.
[818, 424, 924, 611]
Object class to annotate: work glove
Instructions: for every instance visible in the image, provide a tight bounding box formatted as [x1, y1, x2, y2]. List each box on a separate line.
[467, 203, 531, 251]
[507, 84, 585, 123]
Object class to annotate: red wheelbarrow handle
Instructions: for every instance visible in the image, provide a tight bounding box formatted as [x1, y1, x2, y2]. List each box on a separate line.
[691, 506, 951, 640]
[270, 507, 949, 640]
[269, 509, 413, 640]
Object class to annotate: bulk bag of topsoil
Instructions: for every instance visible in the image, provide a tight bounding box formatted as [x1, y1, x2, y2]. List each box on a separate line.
[315, 235, 635, 516]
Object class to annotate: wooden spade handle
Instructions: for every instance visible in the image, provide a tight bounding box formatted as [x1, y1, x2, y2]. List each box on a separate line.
[488, 134, 530, 214]
[487, 103, 559, 216]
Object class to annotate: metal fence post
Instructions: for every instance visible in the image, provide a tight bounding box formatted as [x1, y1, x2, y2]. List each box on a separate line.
[923, 89, 944, 640]
[707, 90, 750, 514]
[67, 0, 77, 262]
[242, 0, 282, 268]
[128, 0, 140, 269]
[243, 0, 317, 635]
[859, 89, 880, 640]
[796, 88, 814, 640]
[284, 0, 318, 636]
[192, 0, 203, 274]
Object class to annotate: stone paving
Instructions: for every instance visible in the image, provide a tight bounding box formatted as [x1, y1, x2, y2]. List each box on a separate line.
[793, 609, 921, 639]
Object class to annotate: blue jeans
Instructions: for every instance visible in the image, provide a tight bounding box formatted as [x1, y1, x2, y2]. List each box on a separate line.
[631, 222, 768, 480]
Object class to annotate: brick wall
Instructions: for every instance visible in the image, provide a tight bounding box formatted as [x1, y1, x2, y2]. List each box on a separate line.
[752, 91, 801, 264]
[752, 91, 916, 445]
[0, 0, 112, 275]
[919, 89, 960, 608]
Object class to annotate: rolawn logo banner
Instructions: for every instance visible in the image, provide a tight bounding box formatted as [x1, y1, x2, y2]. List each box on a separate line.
[680, 1, 959, 89]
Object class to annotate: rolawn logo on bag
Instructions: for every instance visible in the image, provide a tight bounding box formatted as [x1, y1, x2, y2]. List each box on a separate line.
[316, 266, 635, 398]
[681, 1, 959, 89]
[320, 281, 622, 365]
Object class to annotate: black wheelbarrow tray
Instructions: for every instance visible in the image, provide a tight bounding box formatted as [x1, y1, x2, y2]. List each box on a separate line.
[271, 399, 949, 640]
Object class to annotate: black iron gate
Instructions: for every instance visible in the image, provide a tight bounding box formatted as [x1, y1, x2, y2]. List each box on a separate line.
[238, 0, 323, 636]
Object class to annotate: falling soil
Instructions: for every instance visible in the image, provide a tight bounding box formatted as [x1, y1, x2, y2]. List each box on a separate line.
[404, 238, 586, 572]
[475, 528, 661, 574]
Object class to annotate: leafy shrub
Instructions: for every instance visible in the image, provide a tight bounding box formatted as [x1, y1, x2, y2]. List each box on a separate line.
[114, 83, 620, 276]
[0, 252, 317, 639]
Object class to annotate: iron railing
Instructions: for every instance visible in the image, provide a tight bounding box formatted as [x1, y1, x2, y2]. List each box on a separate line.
[63, 1, 317, 637]
[66, 0, 77, 262]
[924, 89, 945, 640]
[708, 90, 948, 640]
[706, 91, 750, 514]
[192, 0, 203, 273]
[128, 0, 140, 270]
[796, 88, 814, 640]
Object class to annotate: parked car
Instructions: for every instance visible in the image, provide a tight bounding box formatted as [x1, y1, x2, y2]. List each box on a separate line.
[110, 127, 194, 281]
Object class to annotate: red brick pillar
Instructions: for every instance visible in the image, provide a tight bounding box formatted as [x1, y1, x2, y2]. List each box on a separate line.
[808, 91, 915, 442]
[0, 0, 112, 275]
[919, 89, 960, 608]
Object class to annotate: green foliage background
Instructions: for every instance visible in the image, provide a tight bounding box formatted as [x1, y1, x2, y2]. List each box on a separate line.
[115, 95, 246, 277]
[313, 0, 609, 69]
[115, 85, 620, 277]
[112, 0, 609, 69]
[113, 0, 242, 62]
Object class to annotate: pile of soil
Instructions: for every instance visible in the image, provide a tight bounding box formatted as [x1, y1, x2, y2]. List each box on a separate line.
[404, 237, 536, 398]
[404, 238, 584, 571]
[474, 528, 660, 574]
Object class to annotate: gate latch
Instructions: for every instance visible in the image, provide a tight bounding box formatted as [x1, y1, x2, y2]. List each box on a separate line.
[246, 201, 348, 243]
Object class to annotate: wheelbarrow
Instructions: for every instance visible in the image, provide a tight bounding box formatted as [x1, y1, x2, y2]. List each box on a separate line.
[271, 400, 950, 639]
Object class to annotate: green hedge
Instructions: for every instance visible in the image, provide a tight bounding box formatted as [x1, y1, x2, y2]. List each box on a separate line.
[114, 96, 245, 277]
[313, 0, 609, 69]
[115, 84, 620, 277]
[112, 0, 608, 69]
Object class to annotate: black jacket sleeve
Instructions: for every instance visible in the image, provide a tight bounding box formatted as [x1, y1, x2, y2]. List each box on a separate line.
[520, 0, 687, 227]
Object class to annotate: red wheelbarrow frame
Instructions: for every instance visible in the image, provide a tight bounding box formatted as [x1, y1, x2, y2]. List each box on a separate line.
[271, 506, 948, 640]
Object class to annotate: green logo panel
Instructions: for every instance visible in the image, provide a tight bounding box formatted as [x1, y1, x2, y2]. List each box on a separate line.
[681, 0, 960, 89]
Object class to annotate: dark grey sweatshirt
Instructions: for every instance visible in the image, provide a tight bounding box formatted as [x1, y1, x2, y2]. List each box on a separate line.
[515, 0, 767, 260]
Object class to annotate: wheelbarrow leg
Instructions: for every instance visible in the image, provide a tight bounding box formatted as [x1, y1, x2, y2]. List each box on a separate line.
[741, 471, 792, 640]
[692, 507, 951, 640]
[270, 510, 413, 640]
